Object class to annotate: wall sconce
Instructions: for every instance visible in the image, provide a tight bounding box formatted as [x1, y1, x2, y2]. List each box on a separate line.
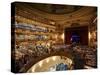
[61, 33, 64, 43]
[89, 32, 91, 40]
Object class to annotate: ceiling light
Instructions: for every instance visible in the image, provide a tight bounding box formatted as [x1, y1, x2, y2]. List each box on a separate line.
[46, 58, 50, 63]
[39, 61, 43, 67]
[52, 56, 57, 61]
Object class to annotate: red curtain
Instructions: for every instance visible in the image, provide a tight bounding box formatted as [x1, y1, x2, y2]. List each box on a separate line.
[65, 26, 88, 45]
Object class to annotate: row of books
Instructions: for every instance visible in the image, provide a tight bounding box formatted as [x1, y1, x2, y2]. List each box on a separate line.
[15, 23, 55, 33]
[16, 34, 50, 41]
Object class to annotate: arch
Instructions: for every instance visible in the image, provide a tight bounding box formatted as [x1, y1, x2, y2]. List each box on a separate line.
[19, 50, 75, 72]
[27, 56, 73, 72]
[19, 49, 85, 73]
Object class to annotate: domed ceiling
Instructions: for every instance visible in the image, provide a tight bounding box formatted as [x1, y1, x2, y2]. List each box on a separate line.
[28, 3, 82, 14]
[16, 2, 82, 14]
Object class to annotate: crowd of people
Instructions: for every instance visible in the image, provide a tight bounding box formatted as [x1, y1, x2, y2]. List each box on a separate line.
[72, 44, 97, 68]
[12, 42, 97, 72]
[12, 43, 56, 72]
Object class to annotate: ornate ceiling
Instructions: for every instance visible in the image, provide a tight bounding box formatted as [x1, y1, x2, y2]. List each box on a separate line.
[28, 3, 82, 14]
[15, 2, 97, 29]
